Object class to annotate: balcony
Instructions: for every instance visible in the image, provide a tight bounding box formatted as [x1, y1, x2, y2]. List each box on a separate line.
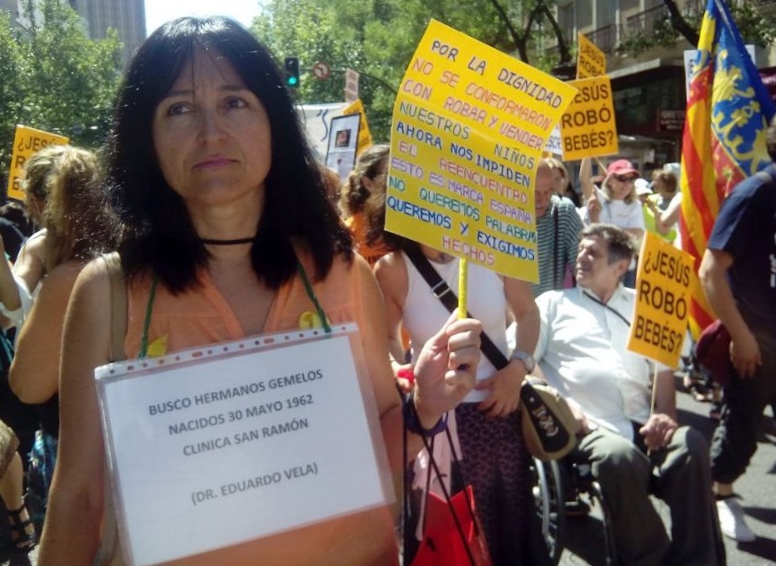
[626, 4, 669, 36]
[625, 0, 704, 39]
[586, 24, 618, 55]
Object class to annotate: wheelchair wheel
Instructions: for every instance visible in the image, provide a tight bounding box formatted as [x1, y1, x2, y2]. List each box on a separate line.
[531, 457, 565, 565]
[587, 479, 617, 566]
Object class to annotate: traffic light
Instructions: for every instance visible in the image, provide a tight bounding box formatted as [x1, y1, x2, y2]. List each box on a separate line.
[284, 57, 300, 88]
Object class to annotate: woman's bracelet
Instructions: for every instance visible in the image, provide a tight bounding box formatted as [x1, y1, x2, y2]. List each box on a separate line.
[402, 388, 447, 438]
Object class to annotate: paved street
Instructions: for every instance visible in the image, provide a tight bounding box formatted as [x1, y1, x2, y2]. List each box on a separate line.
[559, 376, 776, 566]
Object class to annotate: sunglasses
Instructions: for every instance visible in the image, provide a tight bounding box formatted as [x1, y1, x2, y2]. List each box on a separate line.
[614, 174, 635, 182]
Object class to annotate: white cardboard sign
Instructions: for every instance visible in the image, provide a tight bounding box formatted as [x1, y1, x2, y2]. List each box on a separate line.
[95, 325, 389, 565]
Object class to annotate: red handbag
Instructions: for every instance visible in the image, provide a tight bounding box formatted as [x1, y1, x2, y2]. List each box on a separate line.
[412, 484, 493, 566]
[695, 320, 734, 387]
[403, 416, 493, 566]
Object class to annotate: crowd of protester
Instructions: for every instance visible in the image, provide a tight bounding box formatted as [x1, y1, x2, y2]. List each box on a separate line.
[0, 13, 769, 566]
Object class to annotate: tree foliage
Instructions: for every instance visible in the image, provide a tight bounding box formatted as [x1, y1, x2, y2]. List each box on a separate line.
[0, 0, 122, 184]
[252, 0, 567, 142]
[618, 0, 776, 57]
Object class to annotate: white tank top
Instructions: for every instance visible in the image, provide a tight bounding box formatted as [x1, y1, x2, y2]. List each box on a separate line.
[402, 252, 509, 403]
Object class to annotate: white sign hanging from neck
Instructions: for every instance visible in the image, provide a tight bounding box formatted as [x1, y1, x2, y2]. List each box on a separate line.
[95, 324, 391, 566]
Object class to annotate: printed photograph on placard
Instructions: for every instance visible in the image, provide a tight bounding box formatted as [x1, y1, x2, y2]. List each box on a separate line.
[326, 114, 361, 183]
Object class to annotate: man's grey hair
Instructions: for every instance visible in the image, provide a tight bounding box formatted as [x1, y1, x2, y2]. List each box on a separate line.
[580, 223, 636, 265]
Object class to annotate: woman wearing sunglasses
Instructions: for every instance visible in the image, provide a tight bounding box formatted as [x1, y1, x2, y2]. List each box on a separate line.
[578, 157, 646, 243]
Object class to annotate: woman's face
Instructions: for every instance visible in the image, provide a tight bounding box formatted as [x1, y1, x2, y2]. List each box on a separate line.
[551, 169, 567, 194]
[152, 48, 272, 213]
[608, 174, 636, 201]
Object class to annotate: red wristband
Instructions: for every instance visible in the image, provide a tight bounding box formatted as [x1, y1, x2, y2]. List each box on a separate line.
[396, 367, 415, 385]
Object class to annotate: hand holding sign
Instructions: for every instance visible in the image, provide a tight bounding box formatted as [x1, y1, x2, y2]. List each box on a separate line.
[585, 192, 602, 223]
[412, 311, 482, 425]
[638, 412, 679, 451]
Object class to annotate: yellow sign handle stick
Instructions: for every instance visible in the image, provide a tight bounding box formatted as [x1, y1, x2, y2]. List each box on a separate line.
[458, 258, 468, 319]
[647, 363, 659, 456]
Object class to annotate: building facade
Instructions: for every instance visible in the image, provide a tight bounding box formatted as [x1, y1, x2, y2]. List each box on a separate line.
[70, 0, 145, 65]
[3, 0, 145, 65]
[554, 0, 776, 169]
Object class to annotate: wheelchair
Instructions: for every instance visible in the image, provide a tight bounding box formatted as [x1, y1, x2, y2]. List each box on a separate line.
[531, 454, 617, 566]
[530, 457, 565, 565]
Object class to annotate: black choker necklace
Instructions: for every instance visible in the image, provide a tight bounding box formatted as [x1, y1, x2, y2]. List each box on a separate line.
[199, 237, 254, 245]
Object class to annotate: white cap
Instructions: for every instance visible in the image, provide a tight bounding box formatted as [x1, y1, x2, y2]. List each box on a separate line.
[634, 178, 652, 196]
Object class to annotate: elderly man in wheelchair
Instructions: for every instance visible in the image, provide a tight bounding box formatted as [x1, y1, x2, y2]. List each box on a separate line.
[531, 224, 725, 566]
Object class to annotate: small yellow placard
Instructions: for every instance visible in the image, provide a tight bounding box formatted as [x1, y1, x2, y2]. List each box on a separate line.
[627, 232, 694, 368]
[576, 33, 606, 79]
[386, 19, 577, 282]
[342, 99, 373, 156]
[560, 76, 618, 160]
[7, 125, 69, 201]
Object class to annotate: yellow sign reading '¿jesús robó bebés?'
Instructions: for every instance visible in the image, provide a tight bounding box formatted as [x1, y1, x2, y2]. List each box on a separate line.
[627, 232, 695, 368]
[559, 75, 619, 161]
[386, 19, 577, 282]
[7, 125, 69, 201]
[576, 32, 606, 80]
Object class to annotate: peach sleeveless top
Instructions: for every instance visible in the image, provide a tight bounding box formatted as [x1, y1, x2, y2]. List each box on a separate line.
[124, 252, 365, 358]
[118, 252, 398, 566]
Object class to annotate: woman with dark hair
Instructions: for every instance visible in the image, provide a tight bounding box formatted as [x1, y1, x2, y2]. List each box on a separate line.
[37, 17, 480, 566]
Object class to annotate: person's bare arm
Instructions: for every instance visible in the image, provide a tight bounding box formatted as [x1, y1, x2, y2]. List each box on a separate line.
[648, 193, 682, 236]
[0, 238, 20, 312]
[38, 260, 112, 565]
[579, 158, 594, 200]
[699, 248, 760, 377]
[475, 278, 539, 417]
[357, 257, 480, 473]
[10, 261, 82, 404]
[373, 253, 409, 364]
[13, 231, 46, 296]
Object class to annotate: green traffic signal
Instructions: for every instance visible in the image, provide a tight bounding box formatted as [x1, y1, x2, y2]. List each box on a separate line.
[284, 57, 300, 89]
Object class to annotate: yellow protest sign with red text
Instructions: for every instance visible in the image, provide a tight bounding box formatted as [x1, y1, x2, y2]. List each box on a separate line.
[7, 125, 69, 201]
[386, 19, 577, 282]
[627, 232, 694, 368]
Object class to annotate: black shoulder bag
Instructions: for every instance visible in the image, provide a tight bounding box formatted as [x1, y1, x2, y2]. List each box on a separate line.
[403, 247, 576, 460]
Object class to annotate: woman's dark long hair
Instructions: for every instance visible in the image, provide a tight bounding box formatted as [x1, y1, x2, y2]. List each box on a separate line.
[105, 16, 352, 293]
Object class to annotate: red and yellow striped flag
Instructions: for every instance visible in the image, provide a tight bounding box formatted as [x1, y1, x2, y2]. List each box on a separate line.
[680, 0, 775, 338]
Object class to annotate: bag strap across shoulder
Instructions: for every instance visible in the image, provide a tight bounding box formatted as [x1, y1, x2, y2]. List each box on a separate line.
[95, 252, 125, 566]
[102, 252, 127, 363]
[404, 247, 509, 370]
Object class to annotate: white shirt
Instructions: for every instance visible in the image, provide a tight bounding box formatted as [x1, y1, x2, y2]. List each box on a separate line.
[579, 188, 645, 231]
[402, 253, 508, 403]
[534, 285, 666, 439]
